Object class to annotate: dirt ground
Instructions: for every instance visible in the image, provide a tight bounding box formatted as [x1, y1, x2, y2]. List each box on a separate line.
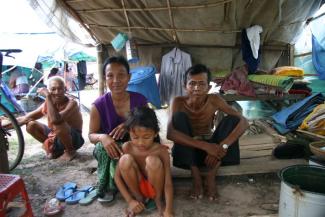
[8, 112, 281, 217]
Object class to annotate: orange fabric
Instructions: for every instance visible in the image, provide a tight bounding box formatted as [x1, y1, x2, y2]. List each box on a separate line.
[42, 131, 56, 155]
[139, 176, 156, 199]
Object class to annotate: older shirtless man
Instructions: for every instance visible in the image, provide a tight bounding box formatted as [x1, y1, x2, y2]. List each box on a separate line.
[17, 76, 84, 161]
[167, 64, 249, 201]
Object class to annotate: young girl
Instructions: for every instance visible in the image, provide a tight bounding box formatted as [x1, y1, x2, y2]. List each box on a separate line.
[114, 107, 174, 217]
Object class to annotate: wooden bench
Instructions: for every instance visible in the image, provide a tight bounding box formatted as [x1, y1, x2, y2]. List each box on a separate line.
[171, 133, 306, 177]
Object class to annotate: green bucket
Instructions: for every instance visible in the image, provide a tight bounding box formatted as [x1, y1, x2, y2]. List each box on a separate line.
[279, 165, 325, 194]
[278, 165, 325, 217]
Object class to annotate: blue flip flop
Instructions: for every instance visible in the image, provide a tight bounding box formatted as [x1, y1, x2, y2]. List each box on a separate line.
[65, 186, 94, 205]
[55, 182, 77, 202]
[79, 187, 98, 206]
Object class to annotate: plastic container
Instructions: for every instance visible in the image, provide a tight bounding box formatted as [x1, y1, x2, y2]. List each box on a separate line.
[309, 155, 325, 167]
[278, 165, 325, 217]
[127, 66, 161, 108]
[111, 33, 128, 52]
[126, 38, 139, 63]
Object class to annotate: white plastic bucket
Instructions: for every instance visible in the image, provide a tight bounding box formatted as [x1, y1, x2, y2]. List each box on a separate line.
[278, 165, 325, 217]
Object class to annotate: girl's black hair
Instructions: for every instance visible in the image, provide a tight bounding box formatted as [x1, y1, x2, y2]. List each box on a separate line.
[102, 56, 130, 76]
[184, 64, 211, 85]
[125, 107, 161, 143]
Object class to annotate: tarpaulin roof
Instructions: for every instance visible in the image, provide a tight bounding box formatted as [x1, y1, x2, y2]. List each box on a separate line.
[28, 0, 324, 71]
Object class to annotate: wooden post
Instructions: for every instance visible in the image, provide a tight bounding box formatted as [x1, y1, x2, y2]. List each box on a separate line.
[0, 130, 9, 173]
[288, 44, 294, 66]
[97, 44, 109, 96]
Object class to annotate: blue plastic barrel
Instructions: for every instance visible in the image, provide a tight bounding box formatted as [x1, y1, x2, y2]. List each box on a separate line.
[127, 66, 161, 108]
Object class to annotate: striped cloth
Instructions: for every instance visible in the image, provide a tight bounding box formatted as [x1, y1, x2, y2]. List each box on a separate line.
[248, 74, 294, 91]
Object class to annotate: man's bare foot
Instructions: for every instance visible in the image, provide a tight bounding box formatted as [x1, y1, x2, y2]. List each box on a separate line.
[58, 151, 76, 161]
[205, 176, 219, 202]
[190, 182, 203, 200]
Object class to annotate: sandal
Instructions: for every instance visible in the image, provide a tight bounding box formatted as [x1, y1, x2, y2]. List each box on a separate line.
[43, 198, 64, 216]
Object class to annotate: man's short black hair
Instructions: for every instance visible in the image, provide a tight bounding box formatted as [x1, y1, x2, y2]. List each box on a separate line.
[102, 56, 130, 75]
[184, 64, 211, 85]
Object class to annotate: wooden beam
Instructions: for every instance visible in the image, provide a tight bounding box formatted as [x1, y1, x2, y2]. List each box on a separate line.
[88, 24, 240, 33]
[96, 44, 108, 96]
[166, 0, 179, 43]
[121, 0, 131, 33]
[74, 0, 233, 13]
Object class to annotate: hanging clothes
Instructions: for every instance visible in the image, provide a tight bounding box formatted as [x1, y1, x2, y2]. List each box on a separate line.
[246, 25, 263, 59]
[241, 28, 260, 73]
[159, 47, 192, 105]
[77, 60, 87, 90]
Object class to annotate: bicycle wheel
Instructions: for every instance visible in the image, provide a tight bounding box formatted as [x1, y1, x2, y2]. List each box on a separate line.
[0, 103, 24, 171]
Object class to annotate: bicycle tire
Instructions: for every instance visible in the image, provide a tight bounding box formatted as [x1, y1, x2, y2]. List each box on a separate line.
[0, 103, 24, 171]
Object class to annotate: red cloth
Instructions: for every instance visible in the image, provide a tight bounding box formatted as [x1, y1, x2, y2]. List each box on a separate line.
[139, 176, 156, 199]
[220, 66, 256, 97]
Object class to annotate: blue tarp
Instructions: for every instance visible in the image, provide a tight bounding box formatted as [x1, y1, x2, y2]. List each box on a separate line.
[312, 34, 325, 80]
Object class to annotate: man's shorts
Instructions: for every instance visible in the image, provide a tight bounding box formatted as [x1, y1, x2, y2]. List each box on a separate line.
[45, 126, 84, 157]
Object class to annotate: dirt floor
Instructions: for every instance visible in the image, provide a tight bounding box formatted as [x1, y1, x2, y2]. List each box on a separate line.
[8, 112, 281, 217]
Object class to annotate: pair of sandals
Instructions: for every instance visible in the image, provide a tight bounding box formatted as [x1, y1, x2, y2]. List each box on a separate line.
[55, 182, 97, 205]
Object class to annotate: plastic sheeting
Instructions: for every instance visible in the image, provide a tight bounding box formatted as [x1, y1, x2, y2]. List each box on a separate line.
[27, 0, 323, 71]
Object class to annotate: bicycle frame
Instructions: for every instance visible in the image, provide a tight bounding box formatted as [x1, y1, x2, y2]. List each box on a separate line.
[0, 49, 25, 172]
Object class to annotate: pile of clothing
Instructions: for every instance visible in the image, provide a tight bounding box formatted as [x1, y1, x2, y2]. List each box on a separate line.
[272, 93, 325, 134]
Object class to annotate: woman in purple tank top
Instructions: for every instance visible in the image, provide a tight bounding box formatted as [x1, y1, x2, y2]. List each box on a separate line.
[89, 56, 147, 203]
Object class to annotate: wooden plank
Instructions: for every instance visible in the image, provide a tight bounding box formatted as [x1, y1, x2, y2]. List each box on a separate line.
[241, 149, 272, 159]
[240, 143, 276, 150]
[240, 134, 276, 146]
[171, 157, 307, 177]
[296, 129, 325, 141]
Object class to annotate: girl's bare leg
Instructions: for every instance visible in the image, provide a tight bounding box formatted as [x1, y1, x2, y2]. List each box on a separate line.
[119, 154, 143, 202]
[146, 155, 164, 214]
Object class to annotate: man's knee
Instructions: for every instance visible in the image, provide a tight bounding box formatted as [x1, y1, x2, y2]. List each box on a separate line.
[119, 154, 135, 170]
[26, 121, 38, 134]
[145, 155, 163, 171]
[52, 124, 70, 136]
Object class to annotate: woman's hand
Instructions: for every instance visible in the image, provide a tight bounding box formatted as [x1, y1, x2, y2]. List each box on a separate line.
[127, 199, 145, 215]
[109, 123, 127, 140]
[101, 134, 123, 159]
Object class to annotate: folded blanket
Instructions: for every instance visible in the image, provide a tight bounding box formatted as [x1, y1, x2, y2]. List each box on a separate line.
[272, 93, 325, 134]
[248, 74, 294, 91]
[271, 66, 304, 77]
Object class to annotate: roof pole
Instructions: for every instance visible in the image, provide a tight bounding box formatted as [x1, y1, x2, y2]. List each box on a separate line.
[97, 44, 108, 96]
